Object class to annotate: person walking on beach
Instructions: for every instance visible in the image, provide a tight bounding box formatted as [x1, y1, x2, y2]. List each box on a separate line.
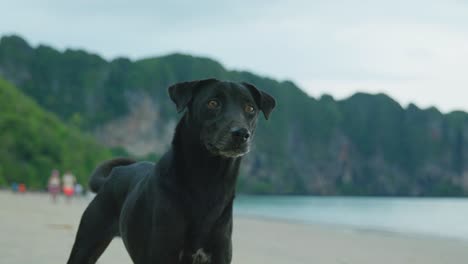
[11, 182, 19, 193]
[48, 169, 61, 202]
[74, 182, 84, 198]
[62, 171, 76, 202]
[18, 183, 26, 193]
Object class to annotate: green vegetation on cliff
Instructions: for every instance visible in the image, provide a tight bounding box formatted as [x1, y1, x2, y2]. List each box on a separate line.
[1, 34, 467, 196]
[0, 77, 111, 189]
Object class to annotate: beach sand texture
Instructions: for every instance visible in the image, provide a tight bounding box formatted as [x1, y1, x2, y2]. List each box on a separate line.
[1, 191, 467, 264]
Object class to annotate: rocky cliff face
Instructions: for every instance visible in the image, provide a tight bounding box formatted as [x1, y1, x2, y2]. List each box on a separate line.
[1, 34, 468, 196]
[94, 93, 176, 156]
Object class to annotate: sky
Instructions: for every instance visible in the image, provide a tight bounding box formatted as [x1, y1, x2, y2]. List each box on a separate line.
[1, 0, 467, 112]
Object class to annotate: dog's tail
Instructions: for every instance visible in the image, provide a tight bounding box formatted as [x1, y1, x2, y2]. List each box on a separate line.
[88, 157, 137, 193]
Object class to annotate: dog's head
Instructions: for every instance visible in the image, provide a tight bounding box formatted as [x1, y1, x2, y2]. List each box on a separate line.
[169, 79, 276, 158]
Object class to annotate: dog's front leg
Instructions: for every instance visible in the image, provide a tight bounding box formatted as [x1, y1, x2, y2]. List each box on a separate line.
[145, 232, 185, 264]
[206, 202, 234, 264]
[126, 218, 186, 264]
[126, 196, 187, 264]
[209, 222, 233, 263]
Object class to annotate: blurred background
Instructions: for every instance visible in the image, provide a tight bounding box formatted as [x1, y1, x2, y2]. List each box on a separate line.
[1, 1, 468, 264]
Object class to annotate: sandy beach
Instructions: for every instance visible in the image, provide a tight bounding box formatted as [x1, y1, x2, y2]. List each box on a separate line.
[1, 191, 467, 264]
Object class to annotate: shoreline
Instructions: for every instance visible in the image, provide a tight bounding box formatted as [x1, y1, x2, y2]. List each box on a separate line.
[2, 191, 468, 264]
[235, 213, 468, 243]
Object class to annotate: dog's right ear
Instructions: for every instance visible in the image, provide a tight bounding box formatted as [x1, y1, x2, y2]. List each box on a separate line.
[168, 78, 218, 113]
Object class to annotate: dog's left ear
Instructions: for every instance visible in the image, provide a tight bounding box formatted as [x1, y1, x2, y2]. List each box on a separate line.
[243, 82, 276, 120]
[168, 78, 218, 113]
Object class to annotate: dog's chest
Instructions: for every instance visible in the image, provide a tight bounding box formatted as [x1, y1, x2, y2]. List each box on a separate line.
[187, 194, 228, 231]
[178, 193, 232, 261]
[186, 188, 231, 224]
[179, 248, 212, 264]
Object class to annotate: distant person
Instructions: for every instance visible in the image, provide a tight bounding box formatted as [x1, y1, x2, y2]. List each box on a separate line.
[62, 171, 76, 202]
[48, 169, 61, 202]
[18, 183, 26, 193]
[74, 183, 83, 198]
[11, 182, 19, 193]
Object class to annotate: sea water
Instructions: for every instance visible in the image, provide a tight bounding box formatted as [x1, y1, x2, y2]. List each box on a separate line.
[234, 195, 468, 241]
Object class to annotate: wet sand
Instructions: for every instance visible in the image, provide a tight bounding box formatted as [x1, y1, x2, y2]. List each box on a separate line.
[1, 191, 467, 264]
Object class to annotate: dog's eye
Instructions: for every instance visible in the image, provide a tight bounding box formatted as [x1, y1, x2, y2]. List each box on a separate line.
[207, 100, 220, 109]
[245, 104, 255, 113]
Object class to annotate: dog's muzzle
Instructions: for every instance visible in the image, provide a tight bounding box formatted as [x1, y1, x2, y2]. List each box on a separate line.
[205, 127, 251, 158]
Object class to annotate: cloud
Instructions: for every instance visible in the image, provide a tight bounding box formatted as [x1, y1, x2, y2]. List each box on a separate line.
[0, 0, 467, 112]
[299, 22, 468, 112]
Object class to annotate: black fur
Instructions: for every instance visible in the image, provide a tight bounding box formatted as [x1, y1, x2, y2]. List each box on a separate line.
[88, 157, 136, 193]
[66, 79, 276, 264]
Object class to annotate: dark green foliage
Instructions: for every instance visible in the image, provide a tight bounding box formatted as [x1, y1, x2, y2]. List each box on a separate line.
[1, 34, 468, 196]
[0, 78, 111, 189]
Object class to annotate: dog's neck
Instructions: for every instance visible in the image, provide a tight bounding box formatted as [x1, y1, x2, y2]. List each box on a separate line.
[165, 115, 241, 253]
[171, 114, 241, 192]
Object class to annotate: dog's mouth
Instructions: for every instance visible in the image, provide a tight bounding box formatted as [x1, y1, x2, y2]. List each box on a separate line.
[205, 142, 250, 158]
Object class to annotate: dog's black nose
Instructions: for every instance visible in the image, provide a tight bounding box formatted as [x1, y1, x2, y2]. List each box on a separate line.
[231, 128, 250, 143]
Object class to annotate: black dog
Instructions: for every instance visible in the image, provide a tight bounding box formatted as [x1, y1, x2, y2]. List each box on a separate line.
[66, 79, 276, 264]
